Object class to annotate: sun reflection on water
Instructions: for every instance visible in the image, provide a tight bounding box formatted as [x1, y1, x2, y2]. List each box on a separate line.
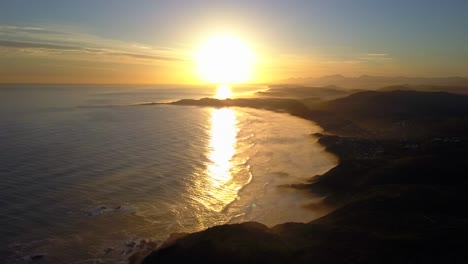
[207, 108, 237, 184]
[215, 85, 232, 99]
[195, 107, 240, 212]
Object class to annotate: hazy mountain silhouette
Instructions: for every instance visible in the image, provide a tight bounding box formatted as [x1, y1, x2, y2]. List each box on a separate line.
[257, 85, 361, 101]
[283, 75, 468, 89]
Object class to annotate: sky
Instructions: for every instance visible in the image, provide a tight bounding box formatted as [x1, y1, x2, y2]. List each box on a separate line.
[0, 0, 467, 84]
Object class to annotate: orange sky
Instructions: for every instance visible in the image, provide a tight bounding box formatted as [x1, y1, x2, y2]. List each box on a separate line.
[1, 1, 467, 84]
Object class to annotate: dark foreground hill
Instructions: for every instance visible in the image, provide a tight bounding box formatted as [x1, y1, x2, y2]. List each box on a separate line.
[282, 75, 468, 89]
[256, 85, 360, 101]
[140, 91, 468, 264]
[307, 90, 468, 139]
[379, 85, 468, 95]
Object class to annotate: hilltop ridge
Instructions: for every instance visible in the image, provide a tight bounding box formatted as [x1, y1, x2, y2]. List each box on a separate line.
[140, 90, 468, 264]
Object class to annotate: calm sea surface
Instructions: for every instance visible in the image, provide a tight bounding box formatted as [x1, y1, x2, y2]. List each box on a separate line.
[0, 84, 337, 263]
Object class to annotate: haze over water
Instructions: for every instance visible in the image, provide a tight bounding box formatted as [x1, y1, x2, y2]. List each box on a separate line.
[0, 85, 337, 263]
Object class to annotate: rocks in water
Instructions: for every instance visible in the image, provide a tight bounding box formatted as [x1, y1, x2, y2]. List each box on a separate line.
[104, 247, 113, 254]
[146, 241, 158, 249]
[138, 239, 147, 249]
[86, 206, 111, 216]
[127, 239, 161, 264]
[126, 241, 136, 248]
[30, 254, 45, 261]
[105, 238, 160, 263]
[124, 239, 159, 252]
[86, 205, 135, 216]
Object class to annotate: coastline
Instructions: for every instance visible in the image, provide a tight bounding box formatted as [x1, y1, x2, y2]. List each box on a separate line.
[140, 94, 468, 264]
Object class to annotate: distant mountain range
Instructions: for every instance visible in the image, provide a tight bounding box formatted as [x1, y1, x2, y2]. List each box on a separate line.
[282, 75, 468, 89]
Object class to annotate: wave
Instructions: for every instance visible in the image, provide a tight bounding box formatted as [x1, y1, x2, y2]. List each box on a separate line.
[1, 100, 338, 263]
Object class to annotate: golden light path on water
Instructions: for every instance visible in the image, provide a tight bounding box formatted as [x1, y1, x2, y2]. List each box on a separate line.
[215, 85, 232, 99]
[204, 107, 239, 212]
[208, 85, 235, 197]
[193, 85, 242, 213]
[207, 108, 236, 184]
[189, 84, 337, 225]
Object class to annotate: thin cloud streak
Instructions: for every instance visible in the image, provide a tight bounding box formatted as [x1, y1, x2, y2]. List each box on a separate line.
[105, 52, 183, 62]
[0, 39, 184, 62]
[0, 25, 69, 35]
[0, 39, 80, 50]
[367, 53, 389, 57]
[0, 25, 186, 63]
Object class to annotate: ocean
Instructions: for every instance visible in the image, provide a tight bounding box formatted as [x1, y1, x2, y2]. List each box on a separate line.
[0, 84, 337, 263]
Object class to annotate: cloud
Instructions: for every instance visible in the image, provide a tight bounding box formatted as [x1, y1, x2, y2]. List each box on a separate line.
[0, 25, 186, 63]
[0, 39, 184, 62]
[324, 59, 361, 65]
[366, 53, 389, 57]
[359, 53, 392, 62]
[0, 39, 79, 50]
[0, 25, 68, 35]
[105, 51, 183, 61]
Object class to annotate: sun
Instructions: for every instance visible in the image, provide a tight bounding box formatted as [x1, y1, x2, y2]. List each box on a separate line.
[195, 34, 254, 84]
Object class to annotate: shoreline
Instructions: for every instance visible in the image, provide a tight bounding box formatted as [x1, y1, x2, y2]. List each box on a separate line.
[140, 94, 468, 264]
[168, 97, 343, 201]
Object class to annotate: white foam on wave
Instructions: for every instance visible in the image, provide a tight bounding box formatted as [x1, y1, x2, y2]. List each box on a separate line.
[222, 107, 338, 226]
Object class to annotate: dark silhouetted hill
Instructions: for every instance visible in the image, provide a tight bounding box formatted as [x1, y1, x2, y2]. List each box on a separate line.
[307, 90, 468, 139]
[256, 85, 360, 101]
[283, 75, 468, 89]
[378, 84, 468, 95]
[141, 91, 468, 264]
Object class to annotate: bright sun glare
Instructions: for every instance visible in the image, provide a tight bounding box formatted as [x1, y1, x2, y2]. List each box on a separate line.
[215, 85, 232, 99]
[195, 34, 254, 84]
